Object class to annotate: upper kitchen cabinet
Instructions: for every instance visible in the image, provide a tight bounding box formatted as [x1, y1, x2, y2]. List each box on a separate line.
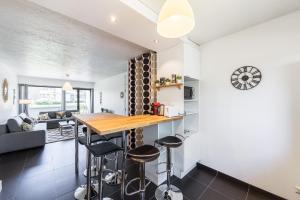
[183, 42, 201, 80]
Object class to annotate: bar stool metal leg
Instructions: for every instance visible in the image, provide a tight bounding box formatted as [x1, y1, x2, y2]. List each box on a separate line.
[103, 139, 122, 186]
[167, 148, 171, 190]
[85, 140, 123, 200]
[125, 145, 160, 200]
[155, 147, 183, 200]
[139, 163, 146, 200]
[121, 131, 127, 200]
[75, 120, 79, 174]
[86, 127, 92, 200]
[98, 157, 104, 200]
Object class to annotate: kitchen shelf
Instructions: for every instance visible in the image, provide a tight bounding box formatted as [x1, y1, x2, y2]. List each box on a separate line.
[184, 111, 198, 116]
[175, 129, 198, 139]
[184, 99, 198, 102]
[156, 83, 183, 91]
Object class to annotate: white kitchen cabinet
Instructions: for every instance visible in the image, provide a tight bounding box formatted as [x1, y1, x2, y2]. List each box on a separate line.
[143, 120, 183, 185]
[156, 41, 201, 181]
[183, 43, 201, 80]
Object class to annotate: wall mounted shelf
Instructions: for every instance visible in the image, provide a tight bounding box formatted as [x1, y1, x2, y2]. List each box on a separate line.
[156, 83, 183, 91]
[184, 99, 198, 102]
[184, 111, 198, 116]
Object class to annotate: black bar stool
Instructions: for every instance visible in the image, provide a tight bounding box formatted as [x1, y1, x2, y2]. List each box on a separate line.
[80, 127, 123, 180]
[75, 132, 109, 200]
[78, 134, 108, 177]
[86, 141, 124, 200]
[155, 136, 183, 200]
[74, 129, 123, 200]
[125, 145, 160, 200]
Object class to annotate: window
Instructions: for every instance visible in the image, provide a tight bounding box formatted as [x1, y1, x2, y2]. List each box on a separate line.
[79, 89, 91, 114]
[22, 85, 93, 117]
[65, 90, 78, 111]
[28, 86, 62, 117]
[64, 89, 92, 113]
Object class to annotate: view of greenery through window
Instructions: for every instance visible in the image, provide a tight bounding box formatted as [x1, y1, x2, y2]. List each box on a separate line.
[28, 87, 62, 117]
[27, 86, 91, 117]
[79, 90, 91, 114]
[65, 90, 77, 111]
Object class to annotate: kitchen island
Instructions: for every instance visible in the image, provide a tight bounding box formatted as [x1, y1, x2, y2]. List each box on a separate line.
[73, 113, 182, 200]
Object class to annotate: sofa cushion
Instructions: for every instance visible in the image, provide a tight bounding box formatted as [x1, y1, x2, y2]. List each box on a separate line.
[0, 124, 8, 136]
[23, 118, 33, 124]
[48, 112, 57, 119]
[19, 113, 28, 120]
[56, 111, 65, 119]
[7, 117, 23, 133]
[21, 122, 33, 131]
[38, 113, 49, 120]
[65, 111, 72, 118]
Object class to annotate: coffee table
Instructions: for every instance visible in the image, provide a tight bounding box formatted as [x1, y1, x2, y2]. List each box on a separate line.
[59, 121, 75, 135]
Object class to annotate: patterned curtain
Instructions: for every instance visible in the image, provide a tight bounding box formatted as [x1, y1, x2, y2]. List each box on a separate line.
[128, 52, 157, 149]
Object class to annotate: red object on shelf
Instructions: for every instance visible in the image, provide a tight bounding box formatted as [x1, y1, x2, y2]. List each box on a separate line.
[151, 102, 161, 115]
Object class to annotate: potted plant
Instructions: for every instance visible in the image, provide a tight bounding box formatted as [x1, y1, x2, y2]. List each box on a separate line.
[165, 78, 171, 85]
[155, 80, 160, 87]
[171, 74, 177, 83]
[176, 75, 182, 83]
[160, 77, 166, 86]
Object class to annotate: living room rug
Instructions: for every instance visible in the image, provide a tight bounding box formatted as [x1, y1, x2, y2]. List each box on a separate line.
[46, 126, 85, 143]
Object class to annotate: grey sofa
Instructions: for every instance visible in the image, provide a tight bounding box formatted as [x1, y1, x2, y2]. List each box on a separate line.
[0, 114, 46, 154]
[38, 110, 75, 129]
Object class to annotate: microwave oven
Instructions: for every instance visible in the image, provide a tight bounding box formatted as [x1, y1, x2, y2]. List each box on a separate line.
[184, 86, 194, 100]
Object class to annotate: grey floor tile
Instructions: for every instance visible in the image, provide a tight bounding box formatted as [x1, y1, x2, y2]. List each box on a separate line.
[210, 174, 248, 200]
[187, 166, 217, 186]
[247, 186, 286, 200]
[0, 177, 20, 200]
[56, 191, 74, 200]
[173, 176, 208, 200]
[0, 139, 285, 200]
[22, 163, 55, 178]
[200, 188, 231, 200]
[24, 147, 54, 167]
[16, 171, 57, 200]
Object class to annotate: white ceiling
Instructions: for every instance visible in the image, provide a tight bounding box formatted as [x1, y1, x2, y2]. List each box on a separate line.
[1, 0, 300, 83]
[27, 0, 179, 52]
[28, 0, 300, 48]
[138, 0, 300, 44]
[0, 0, 147, 82]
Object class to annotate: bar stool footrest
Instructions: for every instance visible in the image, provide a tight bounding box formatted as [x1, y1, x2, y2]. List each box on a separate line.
[125, 177, 151, 196]
[156, 162, 173, 175]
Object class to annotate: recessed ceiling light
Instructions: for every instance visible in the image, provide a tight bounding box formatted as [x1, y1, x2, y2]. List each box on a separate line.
[110, 15, 117, 23]
[154, 39, 159, 44]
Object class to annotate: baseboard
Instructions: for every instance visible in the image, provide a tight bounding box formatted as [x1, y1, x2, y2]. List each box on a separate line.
[196, 162, 286, 200]
[180, 163, 197, 178]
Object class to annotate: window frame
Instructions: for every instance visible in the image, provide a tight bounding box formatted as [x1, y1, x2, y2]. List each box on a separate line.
[19, 84, 94, 114]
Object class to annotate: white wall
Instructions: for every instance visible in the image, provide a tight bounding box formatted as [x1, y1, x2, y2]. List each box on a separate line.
[157, 43, 184, 113]
[18, 76, 95, 89]
[94, 72, 127, 115]
[0, 63, 18, 123]
[199, 11, 300, 199]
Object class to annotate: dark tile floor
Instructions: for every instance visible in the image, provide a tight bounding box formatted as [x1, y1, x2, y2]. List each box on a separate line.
[0, 140, 284, 200]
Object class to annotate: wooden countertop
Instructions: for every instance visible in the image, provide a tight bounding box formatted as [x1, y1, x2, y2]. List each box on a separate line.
[74, 113, 183, 135]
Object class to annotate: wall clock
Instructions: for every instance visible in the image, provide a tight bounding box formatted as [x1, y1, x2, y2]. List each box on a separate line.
[2, 79, 8, 102]
[231, 66, 262, 90]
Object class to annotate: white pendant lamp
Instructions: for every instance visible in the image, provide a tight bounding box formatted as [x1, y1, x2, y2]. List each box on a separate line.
[62, 74, 73, 91]
[157, 0, 195, 38]
[62, 81, 73, 91]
